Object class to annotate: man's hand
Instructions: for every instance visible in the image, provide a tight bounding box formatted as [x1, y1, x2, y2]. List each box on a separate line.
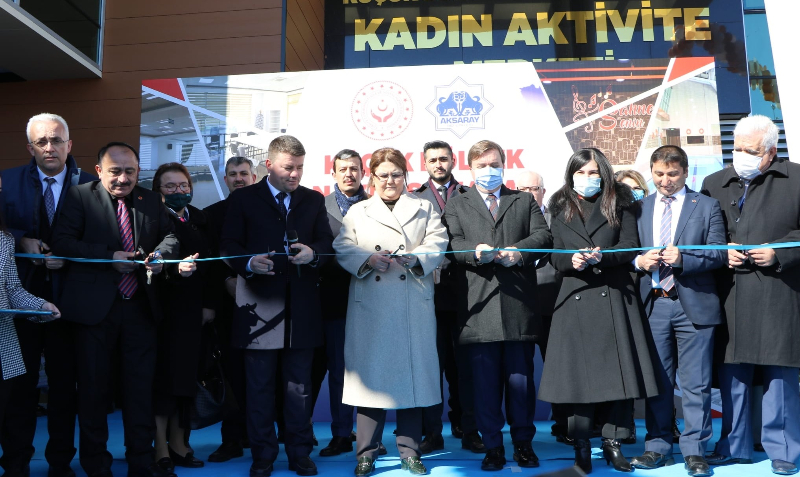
[571, 252, 588, 271]
[660, 245, 682, 267]
[112, 251, 138, 273]
[475, 244, 497, 264]
[728, 243, 747, 268]
[749, 246, 778, 267]
[144, 252, 163, 275]
[637, 249, 661, 272]
[225, 276, 238, 297]
[288, 243, 315, 265]
[495, 247, 522, 267]
[202, 308, 215, 324]
[20, 237, 44, 265]
[368, 251, 392, 273]
[178, 253, 199, 277]
[43, 251, 65, 270]
[39, 302, 61, 321]
[250, 253, 276, 275]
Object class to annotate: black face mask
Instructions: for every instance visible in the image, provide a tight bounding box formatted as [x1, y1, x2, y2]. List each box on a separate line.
[164, 192, 192, 210]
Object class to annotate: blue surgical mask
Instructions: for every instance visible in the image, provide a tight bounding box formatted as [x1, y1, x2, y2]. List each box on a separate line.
[632, 189, 645, 201]
[474, 167, 504, 190]
[573, 175, 601, 197]
[164, 191, 193, 210]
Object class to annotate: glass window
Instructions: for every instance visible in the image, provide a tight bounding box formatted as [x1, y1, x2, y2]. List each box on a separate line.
[744, 13, 776, 76]
[750, 78, 782, 120]
[743, 0, 765, 8]
[17, 0, 103, 63]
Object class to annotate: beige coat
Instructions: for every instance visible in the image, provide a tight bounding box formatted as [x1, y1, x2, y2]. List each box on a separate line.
[333, 192, 447, 409]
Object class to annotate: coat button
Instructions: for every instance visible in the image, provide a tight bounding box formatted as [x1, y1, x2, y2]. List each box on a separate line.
[593, 268, 602, 274]
[601, 291, 607, 297]
[400, 275, 406, 280]
[375, 275, 381, 282]
[575, 295, 581, 300]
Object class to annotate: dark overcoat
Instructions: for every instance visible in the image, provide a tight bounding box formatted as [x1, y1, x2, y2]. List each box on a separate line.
[538, 185, 660, 404]
[443, 185, 553, 345]
[701, 158, 800, 368]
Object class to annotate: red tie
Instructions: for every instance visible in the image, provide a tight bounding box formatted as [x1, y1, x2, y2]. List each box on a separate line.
[116, 198, 138, 298]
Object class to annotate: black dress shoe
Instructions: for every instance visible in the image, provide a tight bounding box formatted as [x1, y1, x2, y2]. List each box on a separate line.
[168, 446, 204, 468]
[451, 424, 464, 439]
[573, 439, 592, 474]
[706, 452, 753, 466]
[208, 442, 245, 462]
[288, 456, 318, 476]
[419, 434, 444, 454]
[481, 446, 506, 471]
[631, 451, 676, 469]
[250, 460, 274, 477]
[378, 442, 388, 455]
[48, 466, 77, 477]
[512, 441, 539, 468]
[461, 431, 487, 453]
[320, 436, 354, 457]
[601, 438, 633, 472]
[684, 455, 713, 476]
[155, 458, 175, 473]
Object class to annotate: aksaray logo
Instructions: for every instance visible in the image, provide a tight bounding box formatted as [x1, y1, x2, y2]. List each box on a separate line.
[351, 81, 413, 140]
[426, 77, 493, 138]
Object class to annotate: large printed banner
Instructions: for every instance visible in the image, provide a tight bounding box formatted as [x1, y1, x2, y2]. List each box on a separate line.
[140, 58, 722, 210]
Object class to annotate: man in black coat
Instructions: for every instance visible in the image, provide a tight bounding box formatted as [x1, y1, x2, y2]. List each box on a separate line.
[0, 114, 94, 477]
[203, 156, 257, 462]
[221, 136, 334, 477]
[443, 140, 552, 471]
[701, 115, 800, 475]
[413, 140, 484, 455]
[51, 142, 179, 477]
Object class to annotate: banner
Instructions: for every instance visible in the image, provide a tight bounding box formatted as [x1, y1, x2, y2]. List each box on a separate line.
[140, 58, 721, 209]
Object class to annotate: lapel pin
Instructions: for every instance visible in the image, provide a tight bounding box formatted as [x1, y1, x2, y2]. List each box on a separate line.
[138, 196, 143, 200]
[692, 199, 697, 203]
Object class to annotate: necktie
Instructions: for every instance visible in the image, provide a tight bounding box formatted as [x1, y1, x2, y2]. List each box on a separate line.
[486, 194, 498, 221]
[438, 186, 448, 204]
[276, 192, 288, 220]
[43, 178, 56, 225]
[116, 198, 138, 298]
[738, 181, 750, 212]
[658, 196, 675, 292]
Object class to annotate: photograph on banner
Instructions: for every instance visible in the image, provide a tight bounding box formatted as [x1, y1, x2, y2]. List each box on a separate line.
[140, 58, 722, 209]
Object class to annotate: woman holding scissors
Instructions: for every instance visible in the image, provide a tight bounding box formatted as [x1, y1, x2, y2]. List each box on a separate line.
[538, 148, 660, 474]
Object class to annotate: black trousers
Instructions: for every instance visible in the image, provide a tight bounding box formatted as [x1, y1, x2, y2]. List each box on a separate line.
[245, 348, 314, 463]
[74, 295, 157, 474]
[0, 318, 77, 472]
[569, 400, 632, 441]
[215, 308, 247, 445]
[422, 309, 475, 435]
[357, 407, 422, 460]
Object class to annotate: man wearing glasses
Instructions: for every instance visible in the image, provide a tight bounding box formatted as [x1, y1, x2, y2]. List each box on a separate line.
[0, 114, 94, 477]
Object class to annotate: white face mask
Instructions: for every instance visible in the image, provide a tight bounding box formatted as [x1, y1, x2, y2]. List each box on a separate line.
[732, 150, 764, 180]
[573, 175, 601, 197]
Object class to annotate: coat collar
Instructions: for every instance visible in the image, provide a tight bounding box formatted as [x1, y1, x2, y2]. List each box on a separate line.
[719, 158, 790, 187]
[556, 198, 606, 247]
[673, 188, 700, 244]
[325, 192, 344, 223]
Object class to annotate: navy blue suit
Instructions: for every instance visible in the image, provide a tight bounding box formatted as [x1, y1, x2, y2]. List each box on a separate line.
[635, 187, 726, 457]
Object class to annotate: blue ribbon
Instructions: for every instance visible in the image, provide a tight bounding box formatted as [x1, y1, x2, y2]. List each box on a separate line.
[14, 241, 800, 264]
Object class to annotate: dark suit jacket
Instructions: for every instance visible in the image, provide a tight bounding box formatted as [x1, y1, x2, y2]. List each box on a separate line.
[443, 185, 552, 344]
[635, 188, 727, 325]
[318, 192, 358, 321]
[51, 182, 179, 325]
[220, 179, 334, 350]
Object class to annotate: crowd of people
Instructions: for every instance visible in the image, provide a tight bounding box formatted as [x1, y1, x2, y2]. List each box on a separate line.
[0, 112, 797, 477]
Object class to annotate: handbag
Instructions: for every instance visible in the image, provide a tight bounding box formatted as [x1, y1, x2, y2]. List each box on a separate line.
[189, 324, 238, 430]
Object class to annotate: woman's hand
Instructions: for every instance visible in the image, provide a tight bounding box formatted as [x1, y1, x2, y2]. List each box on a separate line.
[39, 302, 61, 321]
[178, 253, 199, 277]
[583, 247, 603, 265]
[394, 253, 418, 269]
[571, 252, 588, 271]
[368, 251, 393, 273]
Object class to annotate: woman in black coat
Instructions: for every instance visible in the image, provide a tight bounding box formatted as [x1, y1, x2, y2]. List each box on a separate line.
[538, 149, 660, 474]
[151, 163, 218, 471]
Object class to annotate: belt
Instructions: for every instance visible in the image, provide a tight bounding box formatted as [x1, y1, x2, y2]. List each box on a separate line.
[653, 288, 678, 299]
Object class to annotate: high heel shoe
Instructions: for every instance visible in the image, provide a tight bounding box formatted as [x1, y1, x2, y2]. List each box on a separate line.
[601, 438, 633, 472]
[573, 439, 592, 474]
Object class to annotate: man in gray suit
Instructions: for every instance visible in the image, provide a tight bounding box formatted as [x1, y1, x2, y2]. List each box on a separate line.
[316, 149, 369, 457]
[413, 140, 485, 455]
[629, 146, 726, 477]
[443, 140, 552, 471]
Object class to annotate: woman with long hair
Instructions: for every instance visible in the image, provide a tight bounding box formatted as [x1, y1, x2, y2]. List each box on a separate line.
[538, 148, 659, 474]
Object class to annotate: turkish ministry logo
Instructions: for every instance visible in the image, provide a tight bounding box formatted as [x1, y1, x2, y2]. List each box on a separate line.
[351, 81, 413, 140]
[426, 77, 493, 138]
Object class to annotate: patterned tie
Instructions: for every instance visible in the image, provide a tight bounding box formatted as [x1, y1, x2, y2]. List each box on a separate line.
[438, 185, 448, 204]
[116, 198, 138, 298]
[276, 191, 288, 220]
[658, 196, 676, 292]
[43, 178, 56, 225]
[486, 194, 498, 221]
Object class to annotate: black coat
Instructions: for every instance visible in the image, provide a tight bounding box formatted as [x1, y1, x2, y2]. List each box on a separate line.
[534, 209, 563, 317]
[221, 179, 334, 350]
[443, 185, 553, 344]
[538, 185, 660, 404]
[701, 159, 800, 368]
[203, 197, 237, 344]
[155, 205, 217, 397]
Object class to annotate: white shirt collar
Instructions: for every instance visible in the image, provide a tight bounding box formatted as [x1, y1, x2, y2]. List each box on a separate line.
[266, 176, 290, 201]
[37, 165, 68, 186]
[656, 185, 686, 202]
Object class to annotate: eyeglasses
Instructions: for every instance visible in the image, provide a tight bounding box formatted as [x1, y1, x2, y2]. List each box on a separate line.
[517, 186, 542, 192]
[160, 182, 191, 193]
[375, 172, 404, 182]
[30, 138, 67, 149]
